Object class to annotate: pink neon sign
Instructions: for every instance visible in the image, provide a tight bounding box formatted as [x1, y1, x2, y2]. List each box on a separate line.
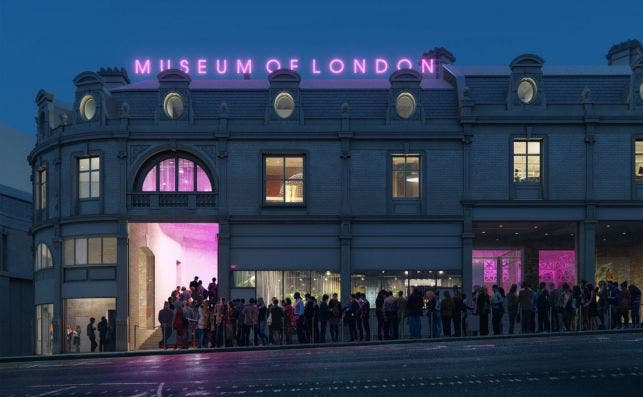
[133, 57, 436, 77]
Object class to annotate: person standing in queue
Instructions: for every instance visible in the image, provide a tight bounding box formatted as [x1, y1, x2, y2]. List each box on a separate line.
[97, 316, 108, 352]
[87, 317, 97, 352]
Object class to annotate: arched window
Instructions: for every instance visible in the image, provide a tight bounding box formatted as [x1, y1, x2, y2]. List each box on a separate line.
[138, 154, 213, 192]
[35, 243, 53, 271]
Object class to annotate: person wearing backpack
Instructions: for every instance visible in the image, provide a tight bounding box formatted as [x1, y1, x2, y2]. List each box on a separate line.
[628, 283, 641, 328]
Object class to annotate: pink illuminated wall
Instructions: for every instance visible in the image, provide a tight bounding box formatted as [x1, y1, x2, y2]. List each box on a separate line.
[140, 158, 212, 192]
[129, 223, 218, 318]
[472, 250, 522, 291]
[538, 250, 576, 287]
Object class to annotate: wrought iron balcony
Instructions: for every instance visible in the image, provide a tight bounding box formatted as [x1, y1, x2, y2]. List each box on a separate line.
[128, 192, 216, 209]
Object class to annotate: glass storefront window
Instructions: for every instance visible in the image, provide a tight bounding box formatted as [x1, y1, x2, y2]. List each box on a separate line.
[351, 271, 461, 304]
[596, 222, 642, 290]
[284, 270, 310, 300]
[474, 222, 577, 291]
[233, 271, 256, 288]
[64, 298, 116, 353]
[232, 270, 340, 302]
[35, 304, 53, 355]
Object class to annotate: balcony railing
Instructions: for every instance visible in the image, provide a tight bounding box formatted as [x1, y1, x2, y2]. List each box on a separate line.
[128, 192, 216, 209]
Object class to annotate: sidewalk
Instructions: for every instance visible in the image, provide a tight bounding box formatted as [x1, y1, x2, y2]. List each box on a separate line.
[2, 327, 642, 363]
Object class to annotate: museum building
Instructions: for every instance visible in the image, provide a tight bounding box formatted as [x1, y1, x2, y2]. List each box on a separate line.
[30, 41, 643, 354]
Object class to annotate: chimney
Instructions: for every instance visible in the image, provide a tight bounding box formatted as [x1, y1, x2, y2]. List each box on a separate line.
[606, 39, 643, 66]
[98, 67, 131, 88]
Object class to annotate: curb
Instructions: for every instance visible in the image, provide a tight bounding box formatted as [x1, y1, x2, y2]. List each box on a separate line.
[1, 327, 641, 363]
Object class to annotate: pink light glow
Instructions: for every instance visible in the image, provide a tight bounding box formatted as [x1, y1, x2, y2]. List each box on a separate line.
[197, 59, 207, 75]
[216, 59, 228, 74]
[159, 59, 172, 72]
[396, 58, 413, 70]
[420, 58, 435, 74]
[196, 165, 212, 192]
[129, 222, 218, 319]
[472, 250, 522, 291]
[375, 58, 388, 74]
[236, 59, 253, 74]
[132, 57, 438, 77]
[134, 59, 151, 75]
[142, 167, 156, 191]
[329, 58, 345, 74]
[179, 59, 189, 73]
[311, 59, 321, 74]
[265, 59, 281, 73]
[353, 59, 366, 74]
[159, 159, 175, 191]
[538, 250, 576, 287]
[178, 159, 195, 192]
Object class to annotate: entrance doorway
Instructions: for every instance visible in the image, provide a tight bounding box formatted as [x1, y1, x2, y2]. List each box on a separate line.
[128, 222, 218, 350]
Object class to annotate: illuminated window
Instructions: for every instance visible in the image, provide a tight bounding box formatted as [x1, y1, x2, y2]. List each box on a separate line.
[273, 92, 295, 119]
[264, 155, 304, 204]
[34, 242, 53, 271]
[79, 94, 96, 121]
[513, 139, 541, 182]
[163, 92, 184, 119]
[391, 154, 421, 199]
[517, 78, 537, 104]
[395, 92, 416, 119]
[78, 156, 100, 199]
[64, 237, 117, 266]
[36, 168, 47, 210]
[139, 156, 212, 192]
[635, 140, 643, 180]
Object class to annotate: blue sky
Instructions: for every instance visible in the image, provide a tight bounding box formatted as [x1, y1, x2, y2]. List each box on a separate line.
[0, 0, 641, 134]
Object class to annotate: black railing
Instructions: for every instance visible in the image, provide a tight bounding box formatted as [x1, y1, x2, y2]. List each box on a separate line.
[128, 192, 216, 209]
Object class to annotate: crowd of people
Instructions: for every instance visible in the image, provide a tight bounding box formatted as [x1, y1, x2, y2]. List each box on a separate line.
[157, 275, 642, 349]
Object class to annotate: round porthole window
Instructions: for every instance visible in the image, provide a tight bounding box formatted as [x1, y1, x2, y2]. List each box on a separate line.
[79, 94, 96, 121]
[517, 78, 537, 104]
[163, 92, 184, 119]
[396, 92, 416, 119]
[274, 92, 295, 119]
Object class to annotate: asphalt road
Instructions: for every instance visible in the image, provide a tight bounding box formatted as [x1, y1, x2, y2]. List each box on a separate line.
[1, 332, 642, 396]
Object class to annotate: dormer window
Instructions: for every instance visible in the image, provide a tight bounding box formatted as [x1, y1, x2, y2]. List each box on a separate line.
[517, 78, 537, 104]
[163, 92, 184, 119]
[395, 92, 416, 119]
[273, 92, 295, 119]
[79, 94, 96, 121]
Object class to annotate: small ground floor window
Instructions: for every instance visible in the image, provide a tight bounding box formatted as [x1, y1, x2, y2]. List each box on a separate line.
[63, 298, 116, 353]
[35, 303, 53, 355]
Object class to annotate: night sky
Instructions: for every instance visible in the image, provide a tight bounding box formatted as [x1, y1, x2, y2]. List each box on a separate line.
[0, 0, 641, 134]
